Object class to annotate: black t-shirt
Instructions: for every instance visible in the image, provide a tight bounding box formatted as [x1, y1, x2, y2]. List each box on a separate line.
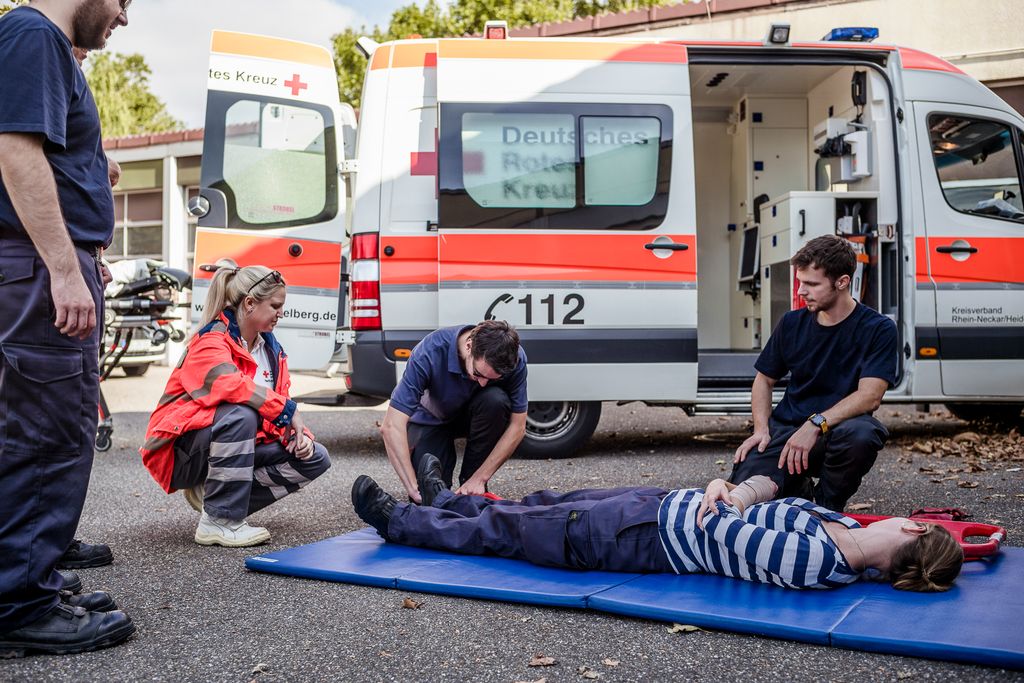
[755, 303, 898, 426]
[0, 7, 113, 247]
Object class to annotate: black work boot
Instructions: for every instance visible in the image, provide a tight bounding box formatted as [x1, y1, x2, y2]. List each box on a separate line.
[416, 453, 448, 507]
[351, 476, 397, 540]
[0, 603, 135, 658]
[59, 572, 82, 595]
[60, 590, 117, 613]
[58, 539, 113, 569]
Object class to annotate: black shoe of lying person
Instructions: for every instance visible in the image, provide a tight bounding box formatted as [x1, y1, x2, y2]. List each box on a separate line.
[58, 539, 113, 569]
[60, 590, 117, 613]
[352, 476, 397, 540]
[0, 603, 135, 658]
[416, 453, 448, 507]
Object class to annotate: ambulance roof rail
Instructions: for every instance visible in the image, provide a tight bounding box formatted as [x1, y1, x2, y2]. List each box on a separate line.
[484, 20, 508, 39]
[763, 23, 791, 47]
[822, 27, 880, 42]
[355, 36, 380, 59]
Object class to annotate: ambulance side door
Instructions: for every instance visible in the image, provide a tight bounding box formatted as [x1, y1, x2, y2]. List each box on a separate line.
[434, 40, 698, 402]
[913, 102, 1024, 397]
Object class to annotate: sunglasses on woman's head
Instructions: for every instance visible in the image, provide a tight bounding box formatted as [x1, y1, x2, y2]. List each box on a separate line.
[247, 270, 284, 295]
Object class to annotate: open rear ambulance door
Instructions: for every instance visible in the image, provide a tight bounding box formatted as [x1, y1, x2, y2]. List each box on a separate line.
[434, 39, 698, 455]
[191, 31, 351, 370]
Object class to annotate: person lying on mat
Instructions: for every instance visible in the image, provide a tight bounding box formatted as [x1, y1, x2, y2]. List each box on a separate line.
[352, 456, 963, 591]
[140, 260, 331, 547]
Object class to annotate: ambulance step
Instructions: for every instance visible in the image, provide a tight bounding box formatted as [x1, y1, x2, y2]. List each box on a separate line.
[293, 389, 385, 408]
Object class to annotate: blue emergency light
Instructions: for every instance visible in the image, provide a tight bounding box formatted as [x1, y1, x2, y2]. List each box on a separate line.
[822, 27, 879, 42]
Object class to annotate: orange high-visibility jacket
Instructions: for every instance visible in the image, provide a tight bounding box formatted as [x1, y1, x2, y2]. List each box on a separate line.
[139, 309, 298, 492]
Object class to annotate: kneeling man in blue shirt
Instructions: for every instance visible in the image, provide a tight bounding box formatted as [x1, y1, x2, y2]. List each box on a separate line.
[381, 320, 528, 502]
[731, 235, 898, 511]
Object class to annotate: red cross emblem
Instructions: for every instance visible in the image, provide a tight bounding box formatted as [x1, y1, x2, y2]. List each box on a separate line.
[263, 370, 271, 380]
[410, 128, 440, 197]
[284, 73, 308, 97]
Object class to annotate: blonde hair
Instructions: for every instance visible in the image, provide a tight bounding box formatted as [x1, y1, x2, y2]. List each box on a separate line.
[889, 525, 964, 593]
[198, 258, 286, 328]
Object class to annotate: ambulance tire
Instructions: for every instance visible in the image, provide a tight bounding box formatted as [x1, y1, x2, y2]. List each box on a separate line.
[123, 364, 150, 377]
[945, 402, 1023, 426]
[516, 401, 601, 460]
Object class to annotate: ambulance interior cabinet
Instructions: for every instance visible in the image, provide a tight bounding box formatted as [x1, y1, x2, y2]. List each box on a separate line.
[757, 191, 878, 337]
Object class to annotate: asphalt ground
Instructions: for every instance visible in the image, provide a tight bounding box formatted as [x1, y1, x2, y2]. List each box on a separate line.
[2, 367, 1022, 682]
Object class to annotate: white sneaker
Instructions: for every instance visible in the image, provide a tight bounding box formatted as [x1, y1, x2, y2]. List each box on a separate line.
[194, 512, 270, 547]
[182, 484, 204, 512]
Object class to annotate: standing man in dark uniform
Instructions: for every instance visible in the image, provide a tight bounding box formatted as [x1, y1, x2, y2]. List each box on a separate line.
[731, 235, 897, 511]
[0, 0, 135, 657]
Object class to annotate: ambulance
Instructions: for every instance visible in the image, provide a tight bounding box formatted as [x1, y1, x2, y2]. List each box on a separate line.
[189, 23, 1024, 458]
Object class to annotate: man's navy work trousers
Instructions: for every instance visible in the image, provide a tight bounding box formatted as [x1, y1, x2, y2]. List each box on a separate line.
[729, 414, 888, 511]
[407, 385, 512, 489]
[0, 241, 103, 631]
[388, 486, 675, 573]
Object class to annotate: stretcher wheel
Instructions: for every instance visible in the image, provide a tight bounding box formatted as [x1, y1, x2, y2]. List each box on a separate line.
[94, 429, 112, 452]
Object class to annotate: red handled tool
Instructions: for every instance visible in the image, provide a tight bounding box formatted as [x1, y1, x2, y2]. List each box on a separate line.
[848, 514, 1006, 561]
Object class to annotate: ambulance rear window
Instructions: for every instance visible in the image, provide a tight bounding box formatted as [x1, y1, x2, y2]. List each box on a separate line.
[439, 102, 672, 231]
[200, 92, 339, 230]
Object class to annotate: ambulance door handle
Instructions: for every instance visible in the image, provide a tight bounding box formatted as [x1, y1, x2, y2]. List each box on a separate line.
[935, 245, 977, 254]
[644, 243, 688, 251]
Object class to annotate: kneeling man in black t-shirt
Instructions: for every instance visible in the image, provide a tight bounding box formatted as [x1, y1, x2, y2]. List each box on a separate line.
[731, 235, 897, 511]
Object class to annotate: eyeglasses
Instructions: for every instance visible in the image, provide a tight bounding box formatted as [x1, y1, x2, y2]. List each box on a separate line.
[470, 358, 502, 383]
[247, 270, 284, 296]
[118, 0, 131, 15]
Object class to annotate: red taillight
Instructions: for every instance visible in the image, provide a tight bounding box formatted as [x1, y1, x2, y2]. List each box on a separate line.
[349, 232, 381, 330]
[351, 232, 378, 260]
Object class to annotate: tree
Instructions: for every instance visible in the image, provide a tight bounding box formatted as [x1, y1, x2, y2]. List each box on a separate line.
[83, 52, 182, 137]
[0, 0, 26, 17]
[332, 0, 681, 108]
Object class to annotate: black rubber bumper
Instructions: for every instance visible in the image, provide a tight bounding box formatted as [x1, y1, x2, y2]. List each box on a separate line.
[347, 331, 397, 400]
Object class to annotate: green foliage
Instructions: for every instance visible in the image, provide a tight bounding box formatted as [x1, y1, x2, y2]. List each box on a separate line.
[84, 52, 182, 137]
[0, 0, 27, 17]
[332, 0, 680, 108]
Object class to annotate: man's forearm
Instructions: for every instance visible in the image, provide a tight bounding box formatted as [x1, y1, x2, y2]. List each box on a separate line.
[469, 416, 526, 485]
[381, 420, 418, 496]
[750, 375, 774, 432]
[821, 388, 883, 428]
[0, 134, 81, 277]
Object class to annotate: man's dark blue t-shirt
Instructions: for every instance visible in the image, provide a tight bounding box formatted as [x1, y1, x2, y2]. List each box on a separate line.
[390, 325, 529, 426]
[0, 7, 114, 247]
[755, 303, 898, 426]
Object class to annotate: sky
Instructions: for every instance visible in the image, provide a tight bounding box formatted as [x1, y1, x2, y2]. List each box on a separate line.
[105, 0, 414, 129]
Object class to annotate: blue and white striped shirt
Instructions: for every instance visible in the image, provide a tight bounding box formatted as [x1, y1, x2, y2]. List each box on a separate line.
[657, 489, 862, 589]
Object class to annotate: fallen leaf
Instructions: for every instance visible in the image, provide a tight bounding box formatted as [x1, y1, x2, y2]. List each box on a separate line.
[953, 432, 981, 444]
[957, 481, 979, 489]
[602, 658, 620, 667]
[514, 679, 547, 683]
[714, 459, 725, 465]
[402, 597, 423, 610]
[1007, 467, 1022, 472]
[896, 671, 914, 680]
[910, 441, 934, 454]
[847, 502, 873, 511]
[577, 666, 600, 679]
[379, 651, 392, 658]
[667, 623, 702, 634]
[529, 655, 557, 667]
[251, 663, 269, 675]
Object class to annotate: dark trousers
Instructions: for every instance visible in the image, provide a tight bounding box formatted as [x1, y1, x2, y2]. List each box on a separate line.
[729, 414, 888, 511]
[388, 486, 675, 573]
[170, 404, 331, 520]
[407, 385, 511, 488]
[0, 242, 103, 631]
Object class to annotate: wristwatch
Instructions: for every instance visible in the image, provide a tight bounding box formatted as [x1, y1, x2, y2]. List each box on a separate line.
[808, 413, 829, 434]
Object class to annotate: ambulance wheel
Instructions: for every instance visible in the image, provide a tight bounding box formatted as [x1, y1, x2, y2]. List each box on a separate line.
[516, 401, 601, 460]
[945, 402, 1023, 425]
[123, 364, 150, 377]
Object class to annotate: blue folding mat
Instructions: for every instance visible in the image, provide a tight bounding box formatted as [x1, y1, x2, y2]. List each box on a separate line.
[246, 528, 1024, 670]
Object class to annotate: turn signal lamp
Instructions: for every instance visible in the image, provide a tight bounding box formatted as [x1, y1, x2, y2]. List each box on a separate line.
[394, 348, 412, 359]
[919, 347, 938, 357]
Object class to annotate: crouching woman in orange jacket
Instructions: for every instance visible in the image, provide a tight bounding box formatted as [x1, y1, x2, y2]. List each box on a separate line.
[140, 262, 331, 547]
